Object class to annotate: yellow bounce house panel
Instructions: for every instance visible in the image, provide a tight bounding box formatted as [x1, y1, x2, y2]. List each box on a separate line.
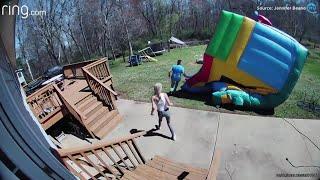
[208, 59, 277, 93]
[226, 17, 256, 66]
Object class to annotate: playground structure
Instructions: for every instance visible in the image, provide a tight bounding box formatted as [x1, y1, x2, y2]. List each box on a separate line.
[128, 42, 165, 67]
[149, 42, 166, 55]
[129, 40, 178, 66]
[138, 47, 159, 62]
[182, 11, 308, 109]
[127, 50, 158, 67]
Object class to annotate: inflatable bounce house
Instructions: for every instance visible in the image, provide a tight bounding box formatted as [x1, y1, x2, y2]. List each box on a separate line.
[182, 11, 308, 109]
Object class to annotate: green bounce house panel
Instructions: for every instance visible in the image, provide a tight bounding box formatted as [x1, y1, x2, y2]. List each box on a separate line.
[206, 11, 244, 60]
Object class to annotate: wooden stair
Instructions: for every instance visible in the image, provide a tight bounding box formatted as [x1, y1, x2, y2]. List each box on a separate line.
[121, 156, 209, 180]
[27, 59, 121, 139]
[74, 93, 122, 138]
[59, 131, 221, 180]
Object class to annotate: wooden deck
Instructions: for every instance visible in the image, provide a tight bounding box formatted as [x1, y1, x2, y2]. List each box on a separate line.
[62, 79, 91, 105]
[26, 58, 122, 139]
[58, 131, 221, 180]
[122, 156, 209, 180]
[25, 58, 222, 179]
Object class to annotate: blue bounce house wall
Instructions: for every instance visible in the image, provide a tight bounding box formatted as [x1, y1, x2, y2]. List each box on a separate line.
[238, 23, 295, 91]
[261, 44, 308, 108]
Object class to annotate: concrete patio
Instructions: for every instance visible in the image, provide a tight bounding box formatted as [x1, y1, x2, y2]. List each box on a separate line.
[109, 99, 320, 180]
[59, 99, 320, 180]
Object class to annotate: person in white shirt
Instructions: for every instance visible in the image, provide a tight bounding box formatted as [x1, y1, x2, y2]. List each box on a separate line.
[151, 83, 176, 140]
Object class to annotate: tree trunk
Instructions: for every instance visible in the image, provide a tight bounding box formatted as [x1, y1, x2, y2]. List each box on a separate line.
[107, 35, 116, 61]
[79, 16, 91, 58]
[119, 4, 133, 56]
[122, 50, 126, 63]
[58, 38, 70, 64]
[67, 23, 86, 61]
[298, 28, 307, 43]
[46, 38, 59, 65]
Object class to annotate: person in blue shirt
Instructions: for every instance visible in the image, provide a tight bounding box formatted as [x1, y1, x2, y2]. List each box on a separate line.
[168, 60, 188, 93]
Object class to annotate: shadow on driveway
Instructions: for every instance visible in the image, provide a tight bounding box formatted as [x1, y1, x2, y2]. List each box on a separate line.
[130, 128, 172, 140]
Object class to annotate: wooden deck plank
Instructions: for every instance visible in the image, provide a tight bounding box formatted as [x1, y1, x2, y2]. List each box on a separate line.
[147, 161, 206, 180]
[77, 96, 97, 111]
[121, 170, 147, 180]
[61, 79, 90, 105]
[83, 101, 103, 117]
[86, 108, 109, 127]
[74, 94, 94, 107]
[91, 110, 118, 133]
[146, 159, 206, 180]
[95, 113, 123, 138]
[134, 164, 176, 180]
[153, 155, 208, 175]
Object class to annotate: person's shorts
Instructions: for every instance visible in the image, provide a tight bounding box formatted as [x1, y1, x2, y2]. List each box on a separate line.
[157, 109, 170, 120]
[171, 76, 181, 82]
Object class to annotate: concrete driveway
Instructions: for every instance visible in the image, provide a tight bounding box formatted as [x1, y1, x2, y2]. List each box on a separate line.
[106, 99, 320, 180]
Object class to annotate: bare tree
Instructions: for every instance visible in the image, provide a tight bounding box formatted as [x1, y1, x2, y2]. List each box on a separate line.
[15, 0, 319, 81]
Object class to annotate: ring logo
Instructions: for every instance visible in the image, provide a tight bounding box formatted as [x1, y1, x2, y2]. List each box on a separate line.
[1, 4, 46, 19]
[306, 3, 317, 14]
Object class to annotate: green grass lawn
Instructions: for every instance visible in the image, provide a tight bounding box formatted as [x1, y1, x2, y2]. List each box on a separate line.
[110, 45, 320, 119]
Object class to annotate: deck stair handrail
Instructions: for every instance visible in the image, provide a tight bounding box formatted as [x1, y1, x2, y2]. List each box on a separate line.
[58, 131, 146, 180]
[26, 83, 63, 124]
[52, 84, 95, 138]
[82, 58, 117, 111]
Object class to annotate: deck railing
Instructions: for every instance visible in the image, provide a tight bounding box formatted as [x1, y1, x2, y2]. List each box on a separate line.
[58, 131, 146, 180]
[82, 58, 111, 81]
[82, 59, 117, 111]
[26, 83, 63, 126]
[63, 60, 97, 79]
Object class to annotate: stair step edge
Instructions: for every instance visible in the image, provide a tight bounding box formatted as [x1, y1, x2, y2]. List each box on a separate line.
[85, 108, 109, 126]
[75, 94, 94, 107]
[78, 97, 98, 111]
[91, 110, 119, 132]
[83, 101, 103, 116]
[94, 113, 122, 138]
